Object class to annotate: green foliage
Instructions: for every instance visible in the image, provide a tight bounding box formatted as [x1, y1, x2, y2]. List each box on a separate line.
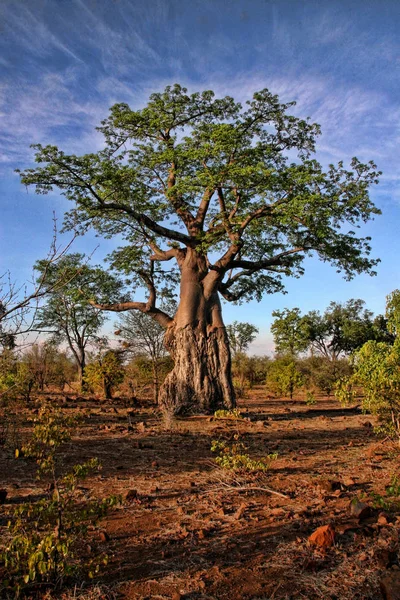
[214, 408, 244, 420]
[211, 437, 277, 472]
[299, 355, 352, 396]
[371, 474, 400, 511]
[84, 349, 125, 399]
[34, 254, 123, 389]
[305, 391, 317, 406]
[271, 308, 309, 357]
[0, 405, 120, 596]
[336, 290, 400, 440]
[19, 84, 381, 310]
[267, 356, 304, 399]
[304, 299, 391, 361]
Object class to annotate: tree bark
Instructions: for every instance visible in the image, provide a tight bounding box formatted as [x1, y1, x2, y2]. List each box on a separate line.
[158, 250, 236, 415]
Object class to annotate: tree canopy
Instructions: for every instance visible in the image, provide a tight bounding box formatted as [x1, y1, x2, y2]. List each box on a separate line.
[34, 253, 123, 389]
[19, 84, 380, 317]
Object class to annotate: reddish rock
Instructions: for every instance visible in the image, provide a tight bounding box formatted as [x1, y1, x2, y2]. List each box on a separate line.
[342, 477, 356, 487]
[99, 530, 110, 542]
[308, 524, 335, 548]
[378, 514, 389, 526]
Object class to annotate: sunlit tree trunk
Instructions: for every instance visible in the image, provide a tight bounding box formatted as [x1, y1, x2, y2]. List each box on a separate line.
[159, 250, 235, 415]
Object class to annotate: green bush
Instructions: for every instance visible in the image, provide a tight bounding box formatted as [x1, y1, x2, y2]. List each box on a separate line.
[0, 404, 120, 597]
[214, 408, 244, 420]
[336, 290, 400, 441]
[267, 356, 304, 399]
[211, 436, 277, 472]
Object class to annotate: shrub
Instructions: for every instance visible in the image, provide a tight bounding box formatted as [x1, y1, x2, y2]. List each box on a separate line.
[267, 356, 304, 399]
[211, 436, 277, 472]
[305, 391, 317, 406]
[84, 350, 125, 399]
[214, 408, 244, 420]
[0, 404, 120, 597]
[336, 290, 400, 442]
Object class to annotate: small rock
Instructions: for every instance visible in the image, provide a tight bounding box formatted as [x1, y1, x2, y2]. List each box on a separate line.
[125, 489, 138, 502]
[380, 571, 400, 600]
[308, 524, 335, 548]
[349, 498, 372, 520]
[99, 530, 109, 542]
[378, 514, 389, 526]
[269, 507, 285, 518]
[137, 421, 146, 433]
[342, 477, 356, 487]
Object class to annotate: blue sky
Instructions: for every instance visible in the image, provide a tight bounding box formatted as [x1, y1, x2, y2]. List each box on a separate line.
[1, 0, 400, 354]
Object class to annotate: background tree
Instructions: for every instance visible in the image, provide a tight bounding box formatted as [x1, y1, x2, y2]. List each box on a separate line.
[299, 355, 351, 397]
[304, 299, 389, 361]
[19, 84, 380, 415]
[115, 300, 176, 402]
[85, 349, 125, 399]
[0, 224, 77, 350]
[34, 254, 122, 391]
[20, 343, 76, 392]
[271, 308, 309, 357]
[227, 321, 259, 357]
[226, 321, 259, 397]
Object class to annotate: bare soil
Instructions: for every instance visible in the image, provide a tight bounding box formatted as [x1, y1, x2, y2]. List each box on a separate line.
[2, 387, 400, 600]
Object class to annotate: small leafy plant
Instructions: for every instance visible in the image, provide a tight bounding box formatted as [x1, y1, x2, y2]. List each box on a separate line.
[371, 474, 400, 511]
[211, 436, 277, 472]
[0, 404, 120, 597]
[214, 408, 244, 420]
[305, 391, 317, 406]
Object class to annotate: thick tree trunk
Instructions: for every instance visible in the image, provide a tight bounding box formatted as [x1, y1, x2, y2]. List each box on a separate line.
[77, 358, 86, 393]
[158, 251, 236, 415]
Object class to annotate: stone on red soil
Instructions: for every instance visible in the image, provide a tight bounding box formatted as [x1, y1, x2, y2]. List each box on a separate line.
[308, 524, 335, 548]
[349, 498, 372, 520]
[125, 489, 138, 502]
[378, 514, 389, 526]
[99, 530, 110, 542]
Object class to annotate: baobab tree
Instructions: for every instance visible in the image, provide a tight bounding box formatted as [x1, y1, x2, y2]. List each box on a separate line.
[18, 85, 380, 414]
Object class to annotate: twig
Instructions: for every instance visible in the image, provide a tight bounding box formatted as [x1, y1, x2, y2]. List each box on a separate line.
[214, 482, 289, 499]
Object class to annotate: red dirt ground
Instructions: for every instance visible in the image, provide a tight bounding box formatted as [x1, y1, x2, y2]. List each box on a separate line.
[2, 388, 400, 599]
